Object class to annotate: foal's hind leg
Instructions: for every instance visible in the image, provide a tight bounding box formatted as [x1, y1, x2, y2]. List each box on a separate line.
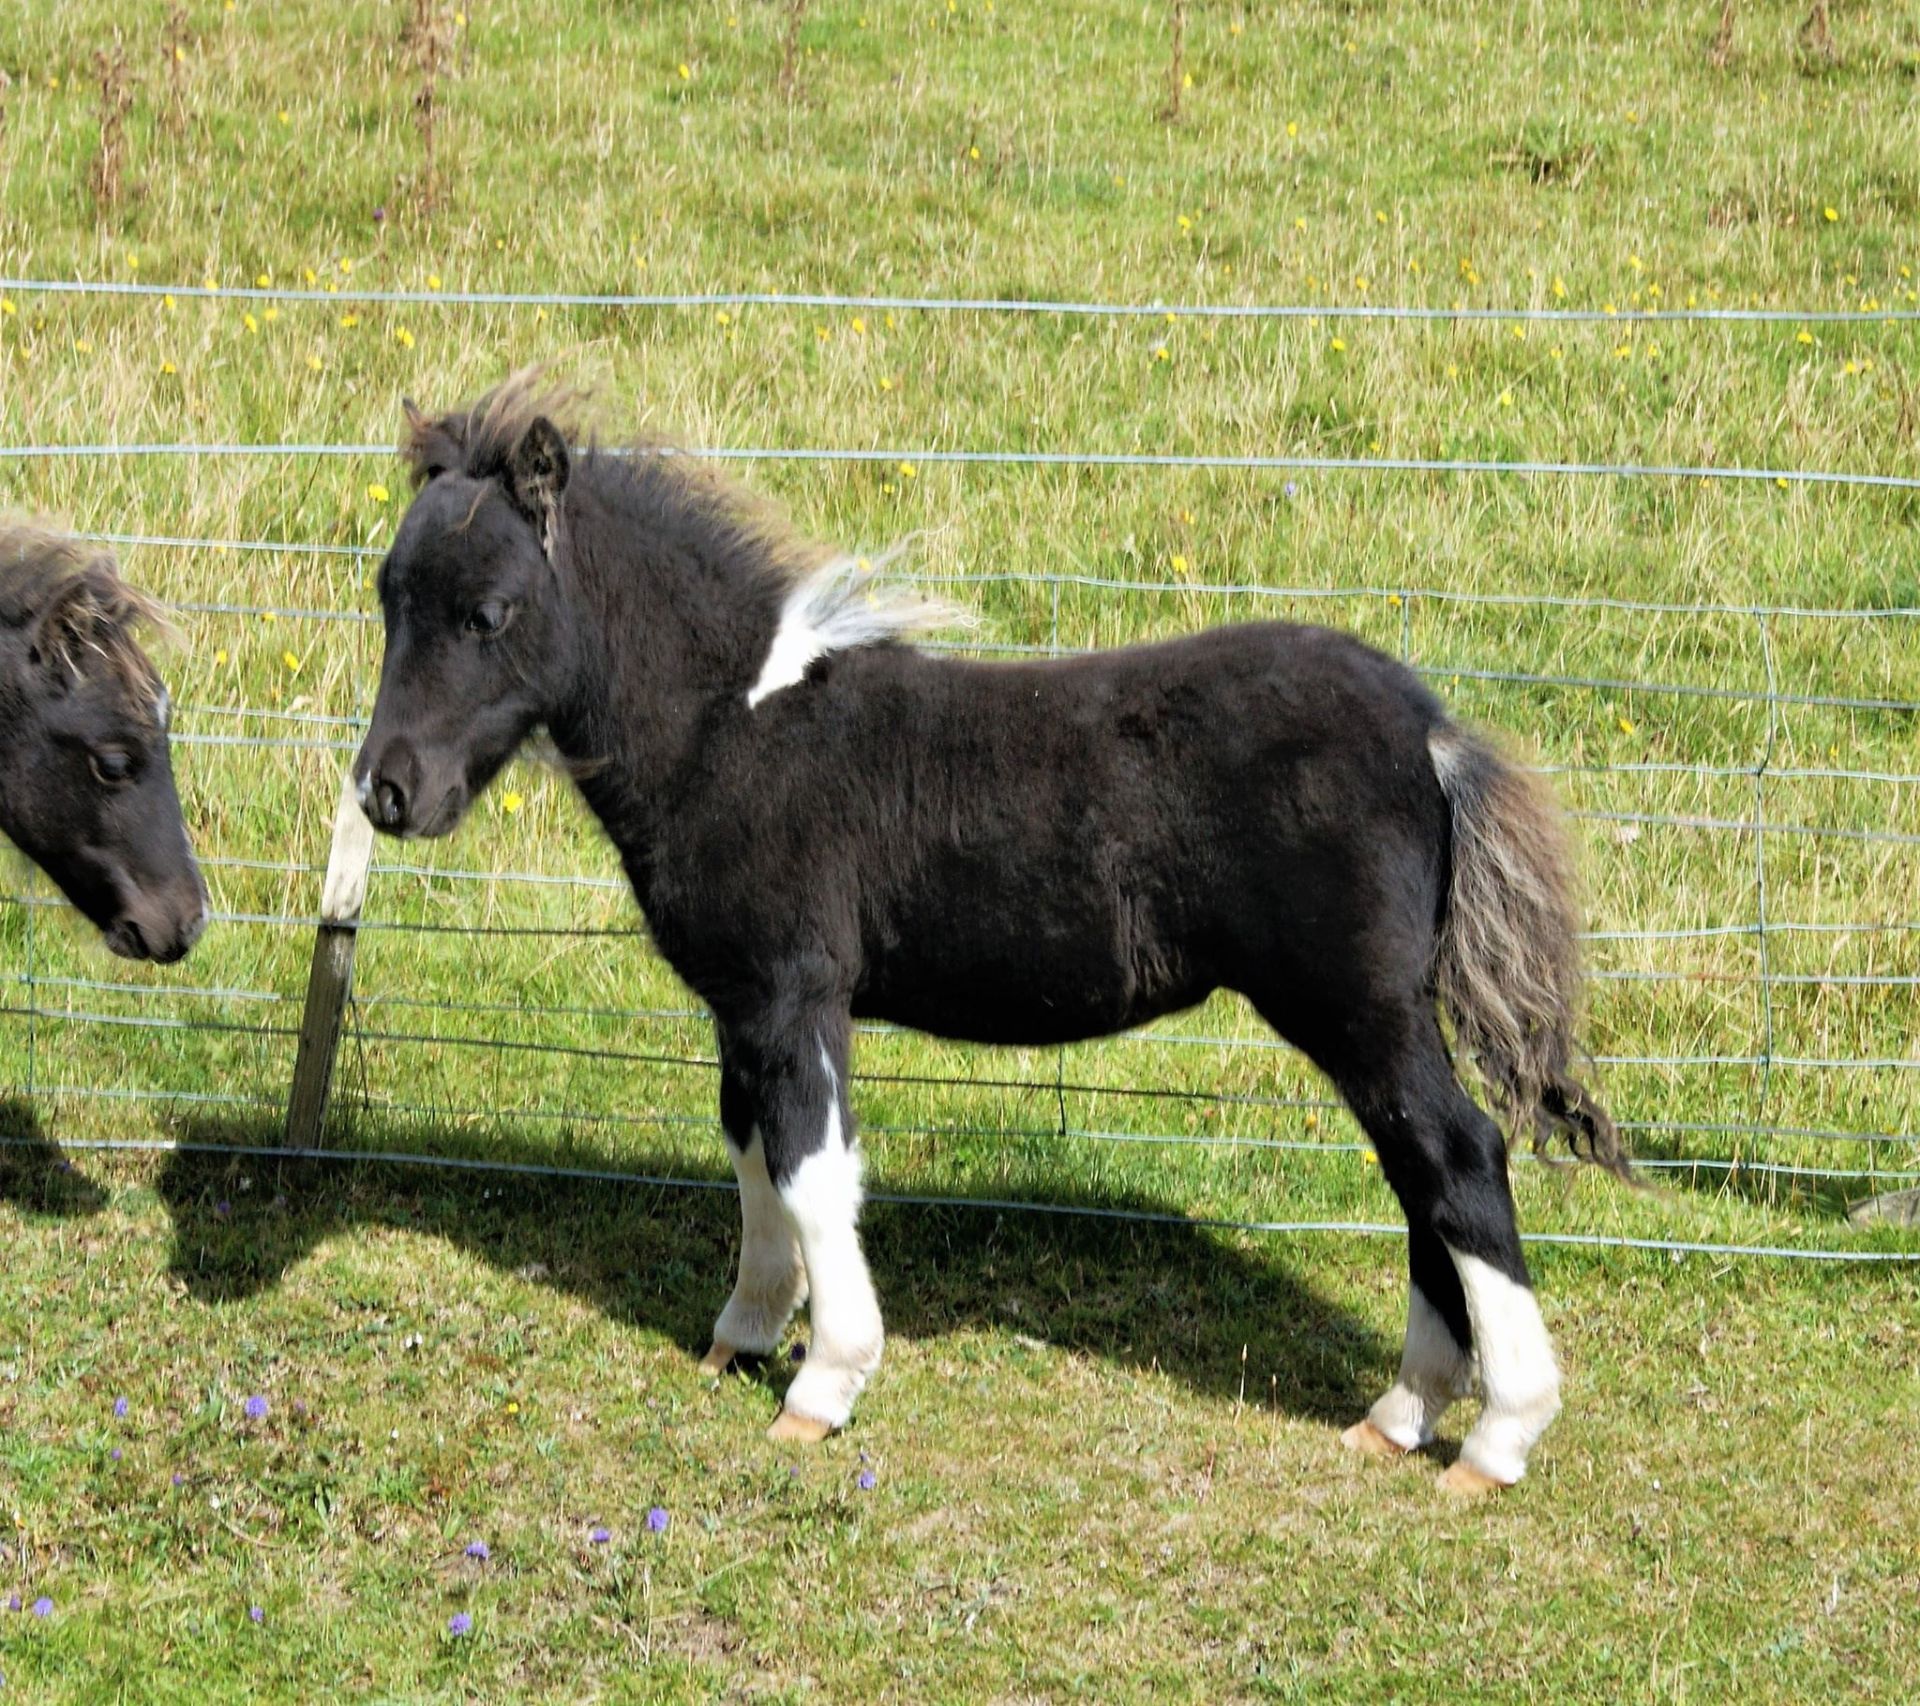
[1331, 1011, 1561, 1491]
[1340, 1222, 1473, 1460]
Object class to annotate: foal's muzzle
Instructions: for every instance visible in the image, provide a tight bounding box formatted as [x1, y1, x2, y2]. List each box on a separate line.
[353, 737, 460, 838]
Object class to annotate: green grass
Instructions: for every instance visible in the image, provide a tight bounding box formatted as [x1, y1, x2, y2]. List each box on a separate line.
[1, 0, 1919, 1698]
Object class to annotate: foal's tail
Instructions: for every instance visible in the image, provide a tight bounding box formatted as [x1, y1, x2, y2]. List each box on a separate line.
[1428, 726, 1630, 1176]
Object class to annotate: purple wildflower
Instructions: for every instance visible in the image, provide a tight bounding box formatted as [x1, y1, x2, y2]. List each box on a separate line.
[7, 1594, 20, 1612]
[110, 1448, 122, 1462]
[588, 1525, 611, 1545]
[171, 1472, 184, 1487]
[214, 1200, 230, 1218]
[113, 1396, 129, 1419]
[645, 1507, 668, 1534]
[857, 1470, 877, 1492]
[249, 1606, 264, 1625]
[447, 1612, 473, 1637]
[464, 1540, 489, 1561]
[373, 206, 387, 224]
[30, 1597, 52, 1619]
[243, 1395, 269, 1421]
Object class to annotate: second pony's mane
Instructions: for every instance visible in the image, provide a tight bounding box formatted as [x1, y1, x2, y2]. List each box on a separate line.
[0, 520, 164, 709]
[401, 371, 962, 693]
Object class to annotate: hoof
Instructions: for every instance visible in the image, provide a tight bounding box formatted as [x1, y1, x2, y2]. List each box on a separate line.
[698, 1341, 738, 1377]
[767, 1409, 835, 1444]
[1341, 1419, 1411, 1459]
[1438, 1460, 1510, 1497]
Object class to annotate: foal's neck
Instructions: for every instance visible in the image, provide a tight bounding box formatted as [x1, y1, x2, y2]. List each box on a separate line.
[545, 462, 783, 869]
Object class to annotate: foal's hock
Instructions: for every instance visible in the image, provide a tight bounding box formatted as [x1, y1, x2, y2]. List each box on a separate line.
[355, 376, 1621, 1492]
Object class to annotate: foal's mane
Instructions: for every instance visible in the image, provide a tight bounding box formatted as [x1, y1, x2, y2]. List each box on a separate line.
[400, 370, 960, 651]
[0, 520, 165, 705]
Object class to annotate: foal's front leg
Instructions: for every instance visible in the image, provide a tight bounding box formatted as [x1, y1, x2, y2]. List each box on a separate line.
[709, 1014, 885, 1442]
[701, 1123, 809, 1376]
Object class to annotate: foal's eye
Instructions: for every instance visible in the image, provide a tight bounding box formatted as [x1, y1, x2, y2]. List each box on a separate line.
[88, 749, 134, 786]
[465, 600, 512, 637]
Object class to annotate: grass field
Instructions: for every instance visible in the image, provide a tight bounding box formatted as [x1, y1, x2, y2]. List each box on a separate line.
[2, 1, 1919, 1698]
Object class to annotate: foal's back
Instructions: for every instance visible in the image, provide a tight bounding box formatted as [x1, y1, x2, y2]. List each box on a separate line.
[722, 620, 1455, 1044]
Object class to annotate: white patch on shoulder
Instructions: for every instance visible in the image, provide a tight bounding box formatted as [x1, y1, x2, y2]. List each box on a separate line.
[745, 551, 963, 709]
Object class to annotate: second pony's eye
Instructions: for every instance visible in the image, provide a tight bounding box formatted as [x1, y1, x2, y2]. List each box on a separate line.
[466, 600, 512, 637]
[89, 749, 134, 786]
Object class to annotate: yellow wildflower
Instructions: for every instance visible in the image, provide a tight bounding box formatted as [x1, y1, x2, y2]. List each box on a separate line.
[502, 792, 524, 814]
[367, 483, 390, 504]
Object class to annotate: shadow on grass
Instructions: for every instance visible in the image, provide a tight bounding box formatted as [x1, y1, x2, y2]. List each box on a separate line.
[1618, 1130, 1879, 1222]
[151, 1112, 1386, 1426]
[0, 1095, 110, 1218]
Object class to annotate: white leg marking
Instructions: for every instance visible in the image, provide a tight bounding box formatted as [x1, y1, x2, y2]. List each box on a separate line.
[777, 1052, 884, 1428]
[1367, 1284, 1471, 1450]
[1448, 1249, 1561, 1485]
[712, 1130, 808, 1356]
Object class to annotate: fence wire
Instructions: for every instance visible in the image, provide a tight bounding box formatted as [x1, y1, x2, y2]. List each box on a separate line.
[3, 295, 1917, 1265]
[4, 274, 1917, 324]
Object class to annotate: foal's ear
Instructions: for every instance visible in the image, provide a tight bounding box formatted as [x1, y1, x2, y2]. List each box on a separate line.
[502, 416, 571, 543]
[24, 560, 116, 686]
[401, 397, 464, 486]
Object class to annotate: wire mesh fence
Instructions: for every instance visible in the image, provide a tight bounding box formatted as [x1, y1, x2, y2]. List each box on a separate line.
[3, 279, 1918, 1263]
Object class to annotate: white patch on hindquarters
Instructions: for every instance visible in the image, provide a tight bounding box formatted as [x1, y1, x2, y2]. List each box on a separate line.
[1447, 1249, 1562, 1485]
[746, 550, 962, 709]
[712, 1129, 809, 1355]
[775, 1046, 884, 1428]
[1367, 1284, 1473, 1450]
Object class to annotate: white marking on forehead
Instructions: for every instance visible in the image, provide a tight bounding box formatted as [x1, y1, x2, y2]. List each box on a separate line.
[153, 685, 172, 732]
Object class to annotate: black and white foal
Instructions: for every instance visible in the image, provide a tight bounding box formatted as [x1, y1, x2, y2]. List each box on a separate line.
[354, 379, 1624, 1492]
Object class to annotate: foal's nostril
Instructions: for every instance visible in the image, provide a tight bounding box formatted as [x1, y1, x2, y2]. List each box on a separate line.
[374, 776, 408, 830]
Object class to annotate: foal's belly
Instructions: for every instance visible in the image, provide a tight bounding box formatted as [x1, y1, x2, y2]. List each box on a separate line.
[853, 936, 1212, 1046]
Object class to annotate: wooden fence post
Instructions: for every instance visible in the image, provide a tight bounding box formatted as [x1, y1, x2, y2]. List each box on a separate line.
[284, 775, 376, 1149]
